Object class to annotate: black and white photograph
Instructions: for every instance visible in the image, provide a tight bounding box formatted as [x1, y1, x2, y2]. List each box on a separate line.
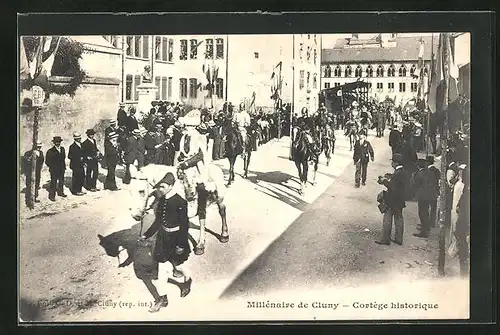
[18, 27, 472, 322]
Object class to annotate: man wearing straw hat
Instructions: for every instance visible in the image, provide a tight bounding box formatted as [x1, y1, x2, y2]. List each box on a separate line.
[45, 136, 67, 201]
[22, 140, 44, 204]
[68, 132, 86, 196]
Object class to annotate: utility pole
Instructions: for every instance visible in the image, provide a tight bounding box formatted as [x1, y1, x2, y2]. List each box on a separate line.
[437, 33, 449, 276]
[426, 33, 434, 155]
[289, 34, 296, 160]
[225, 34, 229, 104]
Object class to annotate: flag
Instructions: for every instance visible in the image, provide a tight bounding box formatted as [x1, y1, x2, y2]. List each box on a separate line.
[428, 34, 444, 114]
[43, 36, 52, 52]
[417, 39, 424, 69]
[41, 36, 61, 78]
[20, 37, 30, 80]
[29, 36, 44, 79]
[428, 33, 459, 115]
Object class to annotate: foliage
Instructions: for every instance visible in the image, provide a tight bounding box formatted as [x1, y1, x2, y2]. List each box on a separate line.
[21, 36, 88, 98]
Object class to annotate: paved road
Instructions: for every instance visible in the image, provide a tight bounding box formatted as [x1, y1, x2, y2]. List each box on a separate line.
[19, 130, 468, 322]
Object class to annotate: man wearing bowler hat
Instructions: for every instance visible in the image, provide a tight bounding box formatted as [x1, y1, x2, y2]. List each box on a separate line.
[352, 129, 374, 188]
[123, 128, 145, 184]
[45, 136, 67, 201]
[82, 129, 101, 192]
[68, 132, 86, 196]
[375, 153, 407, 246]
[104, 131, 120, 191]
[117, 102, 128, 130]
[22, 140, 45, 204]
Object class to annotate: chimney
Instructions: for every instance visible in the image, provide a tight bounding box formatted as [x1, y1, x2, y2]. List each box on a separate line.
[352, 33, 359, 39]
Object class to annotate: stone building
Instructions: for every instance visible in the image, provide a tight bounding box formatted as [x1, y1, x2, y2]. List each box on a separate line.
[321, 34, 438, 107]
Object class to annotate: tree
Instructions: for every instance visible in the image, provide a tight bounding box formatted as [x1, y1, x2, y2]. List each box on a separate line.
[21, 36, 88, 98]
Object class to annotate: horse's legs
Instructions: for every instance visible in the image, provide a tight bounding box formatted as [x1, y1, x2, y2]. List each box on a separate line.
[303, 161, 309, 189]
[216, 195, 229, 242]
[294, 160, 304, 194]
[312, 157, 318, 185]
[227, 156, 235, 185]
[244, 151, 251, 178]
[194, 184, 209, 255]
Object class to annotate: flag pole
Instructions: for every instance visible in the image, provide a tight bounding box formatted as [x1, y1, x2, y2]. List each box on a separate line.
[278, 60, 282, 141]
[289, 34, 295, 160]
[437, 33, 450, 276]
[27, 36, 45, 210]
[426, 33, 435, 155]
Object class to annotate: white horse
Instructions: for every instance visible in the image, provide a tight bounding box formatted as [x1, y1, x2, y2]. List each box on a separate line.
[129, 163, 229, 256]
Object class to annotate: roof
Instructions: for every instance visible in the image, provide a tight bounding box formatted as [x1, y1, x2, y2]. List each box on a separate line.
[323, 36, 439, 63]
[321, 80, 371, 94]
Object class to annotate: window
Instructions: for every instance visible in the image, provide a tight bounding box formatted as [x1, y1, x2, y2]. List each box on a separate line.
[306, 72, 310, 88]
[254, 52, 259, 59]
[134, 36, 141, 57]
[345, 65, 352, 77]
[313, 74, 317, 89]
[376, 65, 384, 77]
[155, 37, 161, 60]
[411, 82, 418, 92]
[335, 82, 341, 87]
[205, 39, 214, 59]
[189, 78, 198, 98]
[216, 38, 224, 59]
[134, 75, 141, 99]
[180, 40, 188, 60]
[161, 37, 169, 62]
[103, 35, 118, 47]
[126, 75, 133, 100]
[155, 76, 161, 100]
[313, 49, 317, 65]
[299, 70, 305, 89]
[377, 82, 383, 91]
[388, 64, 396, 77]
[308, 34, 311, 39]
[299, 43, 303, 60]
[423, 66, 429, 76]
[126, 36, 133, 56]
[388, 82, 395, 92]
[314, 34, 317, 44]
[216, 78, 224, 99]
[324, 65, 332, 77]
[168, 77, 172, 99]
[142, 35, 149, 59]
[190, 39, 198, 59]
[398, 65, 407, 77]
[161, 77, 168, 100]
[334, 65, 342, 77]
[324, 82, 330, 89]
[355, 65, 362, 77]
[366, 65, 374, 77]
[410, 64, 417, 77]
[307, 46, 311, 62]
[168, 39, 174, 62]
[399, 82, 406, 92]
[179, 78, 187, 98]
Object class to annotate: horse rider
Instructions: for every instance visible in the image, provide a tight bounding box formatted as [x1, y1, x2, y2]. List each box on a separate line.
[232, 102, 251, 147]
[176, 114, 211, 201]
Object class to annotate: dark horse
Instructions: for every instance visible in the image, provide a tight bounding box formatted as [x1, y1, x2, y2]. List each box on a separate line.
[291, 127, 320, 195]
[223, 119, 252, 185]
[344, 120, 359, 151]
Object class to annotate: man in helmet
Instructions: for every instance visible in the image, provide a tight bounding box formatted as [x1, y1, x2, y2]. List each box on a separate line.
[232, 102, 251, 148]
[176, 113, 210, 201]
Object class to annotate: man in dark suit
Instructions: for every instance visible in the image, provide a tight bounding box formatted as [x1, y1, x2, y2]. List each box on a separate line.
[68, 132, 85, 196]
[426, 155, 440, 228]
[104, 132, 120, 191]
[375, 153, 407, 246]
[104, 119, 119, 140]
[353, 130, 374, 188]
[22, 140, 44, 204]
[127, 107, 139, 133]
[117, 102, 128, 130]
[82, 129, 101, 192]
[389, 125, 403, 156]
[123, 129, 145, 184]
[411, 159, 436, 238]
[45, 136, 67, 201]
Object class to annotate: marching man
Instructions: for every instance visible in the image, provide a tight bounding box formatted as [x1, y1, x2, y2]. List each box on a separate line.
[232, 102, 251, 145]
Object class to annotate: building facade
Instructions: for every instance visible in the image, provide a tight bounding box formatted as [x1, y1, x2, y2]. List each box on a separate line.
[321, 34, 437, 107]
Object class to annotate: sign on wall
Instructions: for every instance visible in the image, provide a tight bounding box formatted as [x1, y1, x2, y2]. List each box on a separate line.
[32, 86, 44, 107]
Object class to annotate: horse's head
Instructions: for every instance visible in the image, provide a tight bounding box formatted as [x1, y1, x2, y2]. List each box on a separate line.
[98, 233, 121, 257]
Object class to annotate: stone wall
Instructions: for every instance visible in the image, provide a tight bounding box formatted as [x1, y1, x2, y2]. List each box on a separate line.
[19, 78, 120, 154]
